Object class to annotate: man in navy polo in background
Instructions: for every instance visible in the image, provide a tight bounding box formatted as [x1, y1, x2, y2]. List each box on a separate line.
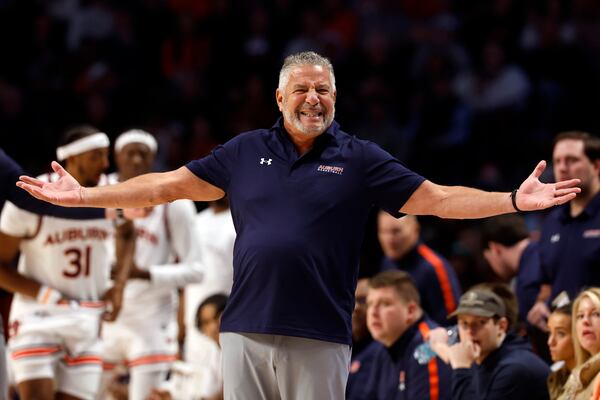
[18, 51, 581, 400]
[347, 270, 451, 400]
[528, 131, 600, 331]
[378, 212, 461, 325]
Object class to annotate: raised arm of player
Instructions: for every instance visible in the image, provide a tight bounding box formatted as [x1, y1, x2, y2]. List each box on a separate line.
[400, 160, 580, 218]
[18, 161, 224, 208]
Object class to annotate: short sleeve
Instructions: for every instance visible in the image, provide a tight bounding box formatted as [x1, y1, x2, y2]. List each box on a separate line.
[363, 142, 425, 217]
[0, 201, 40, 237]
[186, 141, 237, 192]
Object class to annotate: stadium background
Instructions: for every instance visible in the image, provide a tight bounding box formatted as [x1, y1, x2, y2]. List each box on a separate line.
[0, 0, 599, 286]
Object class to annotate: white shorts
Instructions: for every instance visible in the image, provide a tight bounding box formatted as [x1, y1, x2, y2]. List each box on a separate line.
[101, 319, 177, 373]
[8, 310, 102, 400]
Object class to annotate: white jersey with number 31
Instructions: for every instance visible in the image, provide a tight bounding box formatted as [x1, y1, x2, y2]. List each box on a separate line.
[0, 173, 114, 320]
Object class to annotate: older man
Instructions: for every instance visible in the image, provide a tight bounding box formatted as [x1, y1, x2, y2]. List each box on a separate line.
[18, 52, 580, 400]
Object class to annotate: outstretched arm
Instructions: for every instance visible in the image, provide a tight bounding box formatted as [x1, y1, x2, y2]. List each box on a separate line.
[401, 160, 580, 218]
[18, 162, 224, 208]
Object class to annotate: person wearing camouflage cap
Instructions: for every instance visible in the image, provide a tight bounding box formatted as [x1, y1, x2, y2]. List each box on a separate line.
[443, 289, 550, 399]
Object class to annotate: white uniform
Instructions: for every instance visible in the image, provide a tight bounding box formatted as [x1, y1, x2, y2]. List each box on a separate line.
[184, 207, 235, 361]
[0, 173, 113, 400]
[157, 333, 221, 400]
[101, 174, 203, 400]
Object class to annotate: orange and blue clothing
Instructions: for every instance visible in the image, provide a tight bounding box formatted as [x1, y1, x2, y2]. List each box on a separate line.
[381, 242, 461, 326]
[347, 315, 451, 400]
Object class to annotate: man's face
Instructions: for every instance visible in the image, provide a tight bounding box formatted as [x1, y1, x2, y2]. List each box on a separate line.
[367, 286, 415, 347]
[377, 214, 419, 261]
[276, 65, 336, 139]
[115, 143, 154, 180]
[457, 314, 506, 362]
[69, 147, 109, 186]
[553, 138, 599, 194]
[352, 278, 369, 341]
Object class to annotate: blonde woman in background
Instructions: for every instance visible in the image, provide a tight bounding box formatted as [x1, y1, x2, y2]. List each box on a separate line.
[561, 288, 600, 399]
[546, 292, 575, 400]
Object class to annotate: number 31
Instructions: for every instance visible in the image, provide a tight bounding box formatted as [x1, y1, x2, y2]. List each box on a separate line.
[63, 246, 92, 278]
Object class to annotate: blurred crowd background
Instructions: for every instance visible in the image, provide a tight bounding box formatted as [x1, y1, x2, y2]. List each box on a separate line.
[1, 0, 599, 287]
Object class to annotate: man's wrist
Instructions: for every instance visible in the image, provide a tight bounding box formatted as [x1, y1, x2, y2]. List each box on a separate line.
[510, 189, 524, 213]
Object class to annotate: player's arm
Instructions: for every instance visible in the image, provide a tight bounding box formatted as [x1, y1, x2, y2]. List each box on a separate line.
[401, 161, 580, 218]
[102, 220, 136, 321]
[18, 162, 224, 208]
[129, 201, 204, 287]
[0, 232, 42, 299]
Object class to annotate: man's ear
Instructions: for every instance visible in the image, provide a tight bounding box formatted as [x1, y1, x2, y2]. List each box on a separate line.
[407, 301, 419, 319]
[593, 158, 600, 173]
[489, 241, 504, 256]
[498, 317, 509, 334]
[275, 88, 283, 112]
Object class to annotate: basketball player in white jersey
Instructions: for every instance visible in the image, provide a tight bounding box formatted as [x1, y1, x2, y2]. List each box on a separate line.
[0, 125, 134, 400]
[99, 130, 204, 400]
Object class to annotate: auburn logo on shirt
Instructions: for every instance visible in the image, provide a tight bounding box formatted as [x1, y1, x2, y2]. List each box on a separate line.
[583, 229, 600, 238]
[317, 165, 344, 175]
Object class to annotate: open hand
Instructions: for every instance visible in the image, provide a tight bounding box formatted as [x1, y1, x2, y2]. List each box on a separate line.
[17, 161, 83, 206]
[516, 160, 580, 211]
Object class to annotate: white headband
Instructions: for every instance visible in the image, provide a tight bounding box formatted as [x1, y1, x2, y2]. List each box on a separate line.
[114, 129, 158, 153]
[56, 132, 110, 161]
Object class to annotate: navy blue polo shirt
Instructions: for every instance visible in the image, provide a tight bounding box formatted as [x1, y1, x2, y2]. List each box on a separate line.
[0, 148, 104, 219]
[539, 193, 600, 300]
[381, 242, 461, 326]
[515, 241, 542, 320]
[347, 315, 451, 400]
[186, 119, 425, 344]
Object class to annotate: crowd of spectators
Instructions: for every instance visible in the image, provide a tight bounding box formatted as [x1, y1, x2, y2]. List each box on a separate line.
[1, 2, 600, 397]
[1, 0, 599, 281]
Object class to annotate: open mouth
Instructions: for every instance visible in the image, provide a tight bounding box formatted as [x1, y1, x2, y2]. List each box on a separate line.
[299, 110, 323, 120]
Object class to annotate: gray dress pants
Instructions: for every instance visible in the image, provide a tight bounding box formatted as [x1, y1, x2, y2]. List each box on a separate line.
[220, 332, 351, 400]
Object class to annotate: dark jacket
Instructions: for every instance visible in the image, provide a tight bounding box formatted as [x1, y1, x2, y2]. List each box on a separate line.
[452, 333, 550, 400]
[347, 315, 451, 400]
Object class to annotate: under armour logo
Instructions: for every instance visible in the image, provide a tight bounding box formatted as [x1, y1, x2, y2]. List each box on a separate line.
[551, 233, 560, 243]
[260, 158, 272, 165]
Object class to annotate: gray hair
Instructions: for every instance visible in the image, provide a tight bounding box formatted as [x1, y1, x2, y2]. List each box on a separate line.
[278, 51, 336, 92]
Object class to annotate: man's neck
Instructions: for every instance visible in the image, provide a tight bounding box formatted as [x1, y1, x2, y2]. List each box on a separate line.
[570, 186, 599, 217]
[283, 122, 321, 156]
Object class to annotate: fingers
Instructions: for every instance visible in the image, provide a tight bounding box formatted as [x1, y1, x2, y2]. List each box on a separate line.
[531, 160, 546, 179]
[51, 161, 67, 176]
[553, 192, 577, 206]
[15, 183, 47, 201]
[555, 178, 582, 190]
[554, 187, 581, 197]
[18, 175, 45, 188]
